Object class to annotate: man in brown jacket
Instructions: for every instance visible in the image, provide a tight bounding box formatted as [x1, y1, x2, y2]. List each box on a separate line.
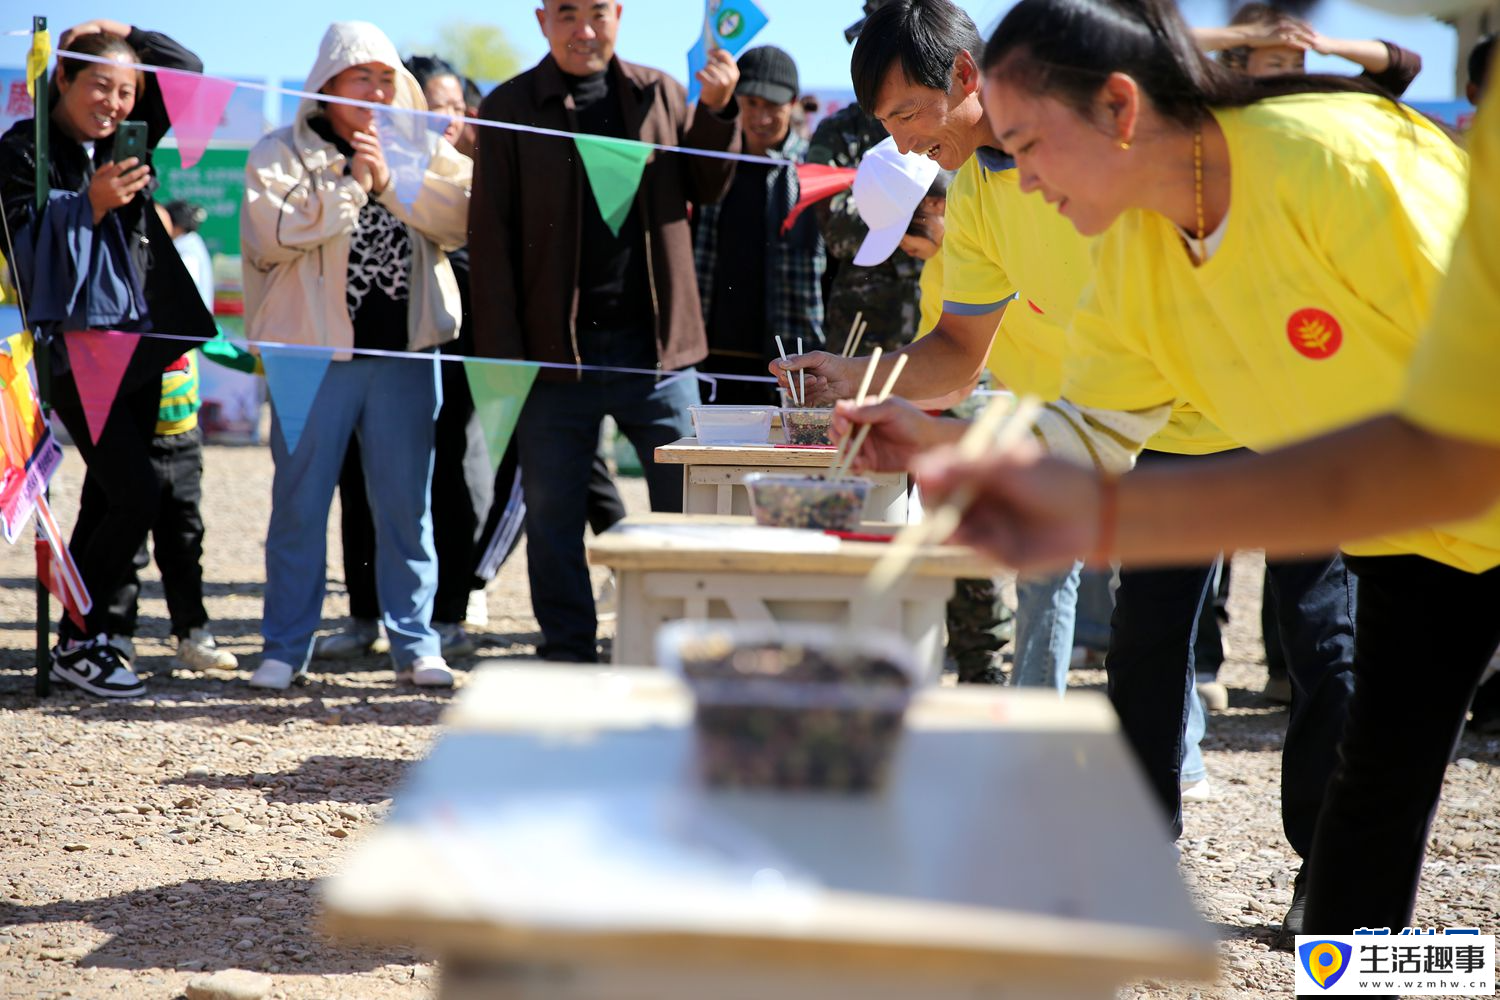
[469, 0, 741, 662]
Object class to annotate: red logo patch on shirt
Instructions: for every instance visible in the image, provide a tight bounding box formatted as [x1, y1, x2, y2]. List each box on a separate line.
[1286, 308, 1342, 360]
[1027, 299, 1045, 314]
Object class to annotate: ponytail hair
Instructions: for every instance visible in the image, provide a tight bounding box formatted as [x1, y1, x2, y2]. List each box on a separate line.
[981, 0, 1384, 127]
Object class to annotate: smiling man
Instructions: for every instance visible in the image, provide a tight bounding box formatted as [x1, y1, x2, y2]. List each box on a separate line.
[775, 0, 1103, 705]
[469, 0, 742, 663]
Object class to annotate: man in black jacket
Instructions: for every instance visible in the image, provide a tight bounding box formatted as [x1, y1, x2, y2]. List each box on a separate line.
[469, 0, 741, 662]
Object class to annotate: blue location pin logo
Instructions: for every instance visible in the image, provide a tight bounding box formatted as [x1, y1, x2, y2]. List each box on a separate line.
[1298, 940, 1352, 989]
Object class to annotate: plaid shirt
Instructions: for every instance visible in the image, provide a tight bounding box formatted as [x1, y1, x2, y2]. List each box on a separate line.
[693, 132, 826, 354]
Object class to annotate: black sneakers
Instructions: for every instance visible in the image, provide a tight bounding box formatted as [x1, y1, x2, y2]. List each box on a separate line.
[50, 636, 146, 699]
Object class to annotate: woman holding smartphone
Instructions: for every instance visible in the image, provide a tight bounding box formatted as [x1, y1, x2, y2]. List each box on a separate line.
[0, 20, 214, 698]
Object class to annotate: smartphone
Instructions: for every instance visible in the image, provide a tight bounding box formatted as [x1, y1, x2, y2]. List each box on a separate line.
[112, 121, 147, 166]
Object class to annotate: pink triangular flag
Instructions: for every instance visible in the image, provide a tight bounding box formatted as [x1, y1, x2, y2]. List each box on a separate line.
[156, 67, 236, 169]
[65, 331, 139, 445]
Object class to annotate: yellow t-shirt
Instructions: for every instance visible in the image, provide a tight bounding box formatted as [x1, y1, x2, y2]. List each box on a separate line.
[1063, 93, 1475, 569]
[1394, 91, 1500, 572]
[917, 246, 944, 338]
[942, 153, 1233, 453]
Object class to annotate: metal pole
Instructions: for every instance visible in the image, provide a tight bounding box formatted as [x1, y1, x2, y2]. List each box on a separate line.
[32, 14, 51, 697]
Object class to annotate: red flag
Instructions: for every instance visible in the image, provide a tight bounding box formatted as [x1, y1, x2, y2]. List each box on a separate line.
[781, 164, 857, 235]
[34, 496, 89, 631]
[64, 330, 139, 445]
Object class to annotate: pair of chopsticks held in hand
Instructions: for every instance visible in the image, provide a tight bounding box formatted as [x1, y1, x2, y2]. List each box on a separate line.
[828, 347, 907, 479]
[774, 312, 871, 409]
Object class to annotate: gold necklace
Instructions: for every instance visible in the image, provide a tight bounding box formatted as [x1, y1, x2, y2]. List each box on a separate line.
[1193, 124, 1206, 263]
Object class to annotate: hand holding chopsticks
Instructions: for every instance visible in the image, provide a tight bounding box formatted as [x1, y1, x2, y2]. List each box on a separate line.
[830, 353, 908, 479]
[860, 395, 1043, 599]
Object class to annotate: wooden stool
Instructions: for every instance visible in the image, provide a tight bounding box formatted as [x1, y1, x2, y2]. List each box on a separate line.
[586, 514, 993, 674]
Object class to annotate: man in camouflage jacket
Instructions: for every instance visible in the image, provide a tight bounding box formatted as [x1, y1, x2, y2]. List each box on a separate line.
[805, 103, 922, 355]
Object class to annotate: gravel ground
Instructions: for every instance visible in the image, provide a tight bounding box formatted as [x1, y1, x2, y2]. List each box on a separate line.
[1, 441, 1497, 999]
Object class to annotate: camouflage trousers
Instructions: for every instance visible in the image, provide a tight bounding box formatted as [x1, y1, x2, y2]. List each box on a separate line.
[940, 387, 1014, 684]
[947, 576, 1014, 685]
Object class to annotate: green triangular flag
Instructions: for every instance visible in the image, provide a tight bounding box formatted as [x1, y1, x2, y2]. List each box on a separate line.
[464, 359, 540, 475]
[574, 134, 651, 237]
[201, 327, 260, 375]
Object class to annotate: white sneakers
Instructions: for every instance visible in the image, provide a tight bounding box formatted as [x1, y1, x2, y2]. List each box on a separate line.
[1181, 777, 1216, 803]
[595, 573, 618, 621]
[464, 589, 489, 629]
[177, 628, 238, 672]
[399, 656, 454, 688]
[247, 658, 299, 691]
[250, 655, 455, 689]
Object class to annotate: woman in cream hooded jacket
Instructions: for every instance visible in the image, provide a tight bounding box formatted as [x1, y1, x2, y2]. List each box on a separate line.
[241, 21, 470, 353]
[239, 21, 472, 691]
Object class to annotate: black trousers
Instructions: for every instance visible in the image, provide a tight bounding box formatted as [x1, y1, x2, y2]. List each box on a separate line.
[1106, 450, 1357, 857]
[97, 427, 210, 638]
[54, 376, 163, 643]
[1304, 554, 1500, 934]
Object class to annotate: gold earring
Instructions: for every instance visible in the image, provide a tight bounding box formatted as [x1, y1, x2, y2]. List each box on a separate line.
[1117, 138, 1131, 151]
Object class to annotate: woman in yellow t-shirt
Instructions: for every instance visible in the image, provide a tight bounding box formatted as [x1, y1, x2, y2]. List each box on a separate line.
[894, 0, 1481, 940]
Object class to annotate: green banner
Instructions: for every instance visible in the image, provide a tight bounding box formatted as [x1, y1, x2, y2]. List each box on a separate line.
[154, 146, 250, 257]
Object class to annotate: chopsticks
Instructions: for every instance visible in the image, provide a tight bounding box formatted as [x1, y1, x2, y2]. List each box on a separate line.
[841, 312, 868, 358]
[860, 394, 1044, 600]
[778, 313, 869, 410]
[829, 353, 908, 479]
[796, 336, 807, 410]
[774, 335, 803, 407]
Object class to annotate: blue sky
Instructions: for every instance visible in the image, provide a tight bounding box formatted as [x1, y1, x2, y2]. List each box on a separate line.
[2, 0, 1462, 100]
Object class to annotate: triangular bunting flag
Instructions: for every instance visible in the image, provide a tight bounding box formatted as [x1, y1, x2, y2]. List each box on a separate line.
[156, 67, 236, 169]
[376, 106, 446, 209]
[261, 347, 331, 456]
[687, 0, 769, 104]
[574, 135, 652, 238]
[463, 360, 539, 477]
[782, 164, 858, 234]
[200, 328, 260, 375]
[64, 330, 139, 445]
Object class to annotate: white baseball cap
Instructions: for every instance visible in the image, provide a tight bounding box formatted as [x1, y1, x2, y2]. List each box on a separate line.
[852, 136, 941, 267]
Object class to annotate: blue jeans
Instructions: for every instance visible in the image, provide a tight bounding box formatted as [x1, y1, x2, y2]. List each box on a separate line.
[515, 328, 697, 661]
[1011, 561, 1082, 694]
[1181, 684, 1208, 785]
[263, 355, 442, 670]
[1074, 566, 1116, 652]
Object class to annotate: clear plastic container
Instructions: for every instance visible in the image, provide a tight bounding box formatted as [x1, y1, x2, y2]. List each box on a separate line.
[690, 405, 775, 445]
[781, 407, 834, 446]
[744, 472, 871, 532]
[657, 620, 923, 792]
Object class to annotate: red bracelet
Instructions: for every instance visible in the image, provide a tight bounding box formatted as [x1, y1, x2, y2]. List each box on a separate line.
[1090, 473, 1119, 566]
